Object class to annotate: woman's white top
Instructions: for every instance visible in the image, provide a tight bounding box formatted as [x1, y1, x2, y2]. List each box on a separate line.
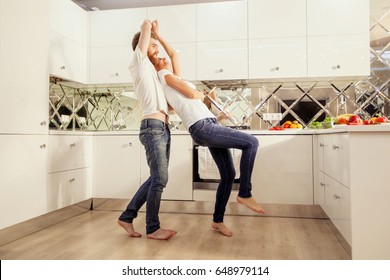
[158, 69, 216, 129]
[129, 46, 168, 117]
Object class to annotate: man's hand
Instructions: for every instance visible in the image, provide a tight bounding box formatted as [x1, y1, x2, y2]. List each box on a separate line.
[151, 20, 159, 37]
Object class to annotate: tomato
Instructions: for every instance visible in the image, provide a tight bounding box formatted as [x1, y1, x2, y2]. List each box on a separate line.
[376, 116, 388, 123]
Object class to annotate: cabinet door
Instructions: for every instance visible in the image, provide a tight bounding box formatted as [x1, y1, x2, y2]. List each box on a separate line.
[50, 0, 88, 47]
[89, 46, 133, 84]
[249, 37, 307, 79]
[48, 135, 92, 173]
[147, 4, 196, 43]
[323, 133, 350, 187]
[94, 136, 141, 199]
[308, 34, 370, 77]
[251, 135, 313, 204]
[248, 0, 306, 39]
[0, 0, 49, 134]
[157, 42, 196, 81]
[197, 1, 247, 41]
[0, 135, 48, 229]
[48, 168, 90, 211]
[140, 134, 193, 200]
[49, 31, 88, 84]
[323, 175, 351, 245]
[307, 0, 369, 36]
[197, 40, 247, 80]
[90, 8, 147, 47]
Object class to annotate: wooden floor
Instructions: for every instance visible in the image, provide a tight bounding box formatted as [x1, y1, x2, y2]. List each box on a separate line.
[0, 199, 350, 260]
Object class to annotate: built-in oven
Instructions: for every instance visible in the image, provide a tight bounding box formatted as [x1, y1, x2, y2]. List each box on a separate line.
[193, 144, 241, 190]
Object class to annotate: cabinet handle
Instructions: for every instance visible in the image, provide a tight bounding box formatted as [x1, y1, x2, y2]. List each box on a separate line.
[40, 121, 47, 126]
[333, 194, 340, 200]
[40, 144, 46, 149]
[320, 182, 325, 187]
[215, 68, 223, 73]
[128, 142, 132, 147]
[69, 178, 76, 183]
[70, 143, 76, 148]
[332, 145, 339, 150]
[319, 143, 324, 147]
[60, 66, 66, 70]
[275, 66, 280, 71]
[115, 72, 119, 76]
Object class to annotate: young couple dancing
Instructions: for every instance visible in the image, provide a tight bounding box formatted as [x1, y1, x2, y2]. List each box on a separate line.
[118, 19, 265, 240]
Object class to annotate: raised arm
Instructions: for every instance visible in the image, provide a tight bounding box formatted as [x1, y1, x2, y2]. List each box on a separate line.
[151, 20, 181, 77]
[138, 20, 152, 57]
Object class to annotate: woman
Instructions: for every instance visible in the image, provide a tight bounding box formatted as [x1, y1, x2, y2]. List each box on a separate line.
[152, 21, 265, 237]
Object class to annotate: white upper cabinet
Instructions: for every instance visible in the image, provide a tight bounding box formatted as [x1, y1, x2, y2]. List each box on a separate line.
[0, 0, 49, 134]
[307, 0, 369, 36]
[308, 34, 370, 77]
[90, 8, 147, 47]
[49, 0, 88, 84]
[147, 4, 196, 43]
[50, 0, 88, 47]
[197, 1, 247, 41]
[249, 37, 307, 79]
[197, 40, 247, 80]
[248, 0, 306, 39]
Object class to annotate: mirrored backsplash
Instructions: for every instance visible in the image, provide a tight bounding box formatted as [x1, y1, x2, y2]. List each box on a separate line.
[49, 1, 390, 131]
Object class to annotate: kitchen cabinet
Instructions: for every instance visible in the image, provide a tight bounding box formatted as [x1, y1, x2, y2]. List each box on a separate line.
[93, 135, 141, 199]
[248, 0, 306, 39]
[147, 4, 196, 44]
[196, 40, 247, 81]
[47, 135, 92, 211]
[196, 1, 247, 42]
[251, 135, 313, 204]
[307, 0, 369, 36]
[49, 0, 88, 84]
[0, 0, 49, 134]
[0, 135, 48, 229]
[140, 134, 193, 200]
[249, 37, 307, 79]
[307, 34, 370, 77]
[89, 46, 133, 84]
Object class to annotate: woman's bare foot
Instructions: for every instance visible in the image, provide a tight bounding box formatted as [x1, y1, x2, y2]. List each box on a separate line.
[237, 196, 266, 214]
[147, 228, 177, 240]
[118, 220, 142, 237]
[211, 222, 233, 237]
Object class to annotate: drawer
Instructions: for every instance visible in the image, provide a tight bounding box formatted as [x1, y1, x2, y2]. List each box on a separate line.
[323, 133, 350, 187]
[323, 174, 351, 245]
[47, 168, 91, 211]
[48, 135, 92, 173]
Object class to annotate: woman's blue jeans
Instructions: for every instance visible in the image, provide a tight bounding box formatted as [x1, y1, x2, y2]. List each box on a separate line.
[189, 118, 259, 223]
[119, 119, 170, 234]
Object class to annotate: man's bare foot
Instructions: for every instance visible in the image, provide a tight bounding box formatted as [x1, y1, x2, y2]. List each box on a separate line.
[237, 196, 266, 214]
[211, 222, 233, 237]
[118, 220, 142, 237]
[147, 228, 177, 240]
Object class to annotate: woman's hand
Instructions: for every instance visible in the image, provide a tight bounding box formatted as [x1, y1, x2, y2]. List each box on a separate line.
[151, 20, 159, 37]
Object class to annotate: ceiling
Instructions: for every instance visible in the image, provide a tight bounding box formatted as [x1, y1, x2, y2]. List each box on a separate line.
[72, 0, 233, 10]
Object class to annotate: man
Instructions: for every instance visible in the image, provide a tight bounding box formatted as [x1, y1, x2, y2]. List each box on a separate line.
[118, 20, 176, 240]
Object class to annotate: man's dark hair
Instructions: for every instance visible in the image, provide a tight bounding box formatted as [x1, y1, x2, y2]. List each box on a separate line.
[132, 31, 157, 51]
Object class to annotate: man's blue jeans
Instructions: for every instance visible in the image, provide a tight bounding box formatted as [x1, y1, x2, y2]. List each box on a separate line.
[119, 119, 170, 234]
[189, 118, 259, 223]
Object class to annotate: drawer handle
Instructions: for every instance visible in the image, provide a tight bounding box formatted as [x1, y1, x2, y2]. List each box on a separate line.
[332, 145, 339, 150]
[70, 143, 76, 148]
[333, 194, 340, 200]
[40, 121, 47, 126]
[319, 143, 324, 147]
[60, 66, 66, 70]
[40, 144, 46, 149]
[115, 72, 119, 76]
[128, 142, 132, 147]
[69, 178, 76, 183]
[320, 182, 325, 187]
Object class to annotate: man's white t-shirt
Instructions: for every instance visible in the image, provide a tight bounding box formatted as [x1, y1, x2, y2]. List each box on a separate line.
[158, 69, 216, 129]
[129, 46, 168, 117]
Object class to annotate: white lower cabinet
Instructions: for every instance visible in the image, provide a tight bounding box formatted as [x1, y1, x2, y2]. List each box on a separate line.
[140, 134, 193, 200]
[47, 134, 92, 211]
[94, 135, 141, 199]
[48, 168, 90, 211]
[0, 135, 48, 229]
[251, 135, 313, 204]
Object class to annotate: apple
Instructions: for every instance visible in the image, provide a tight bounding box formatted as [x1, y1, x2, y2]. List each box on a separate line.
[375, 116, 388, 123]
